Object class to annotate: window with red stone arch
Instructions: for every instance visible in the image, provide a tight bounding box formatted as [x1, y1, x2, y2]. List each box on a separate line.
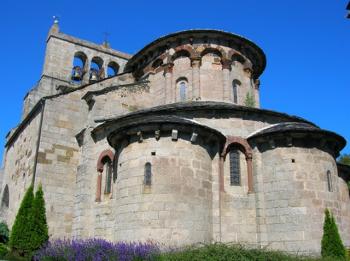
[96, 149, 114, 202]
[221, 136, 254, 193]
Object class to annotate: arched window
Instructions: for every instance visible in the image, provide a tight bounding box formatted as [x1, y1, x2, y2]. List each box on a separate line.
[232, 80, 241, 104]
[327, 170, 333, 192]
[229, 149, 240, 186]
[71, 52, 87, 82]
[90, 57, 104, 82]
[223, 137, 253, 192]
[107, 61, 119, 77]
[103, 158, 113, 194]
[1, 185, 9, 208]
[176, 78, 188, 102]
[96, 150, 114, 201]
[179, 82, 187, 101]
[144, 162, 152, 186]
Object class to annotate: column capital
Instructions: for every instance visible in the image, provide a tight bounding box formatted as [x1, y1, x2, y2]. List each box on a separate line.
[246, 153, 253, 161]
[191, 57, 201, 68]
[221, 59, 232, 70]
[163, 63, 174, 74]
[244, 67, 253, 78]
[254, 79, 261, 90]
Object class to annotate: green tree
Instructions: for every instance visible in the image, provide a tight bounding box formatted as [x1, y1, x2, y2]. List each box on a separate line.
[30, 184, 49, 250]
[244, 92, 255, 107]
[0, 222, 9, 244]
[338, 154, 350, 166]
[321, 208, 346, 259]
[9, 185, 34, 256]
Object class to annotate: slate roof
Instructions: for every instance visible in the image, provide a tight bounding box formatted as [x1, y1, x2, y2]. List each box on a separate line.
[248, 122, 346, 151]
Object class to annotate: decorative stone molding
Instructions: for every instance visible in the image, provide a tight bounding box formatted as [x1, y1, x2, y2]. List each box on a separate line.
[163, 63, 174, 74]
[222, 136, 254, 193]
[124, 30, 266, 79]
[155, 130, 160, 140]
[96, 149, 114, 172]
[190, 132, 198, 143]
[190, 57, 201, 68]
[173, 45, 198, 60]
[254, 79, 261, 90]
[171, 129, 178, 141]
[96, 149, 114, 202]
[221, 59, 232, 70]
[137, 131, 143, 143]
[248, 122, 345, 158]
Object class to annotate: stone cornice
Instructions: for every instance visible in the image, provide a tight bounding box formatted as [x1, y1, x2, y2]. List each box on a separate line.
[92, 115, 226, 149]
[247, 122, 346, 157]
[125, 29, 266, 78]
[95, 101, 317, 127]
[337, 163, 350, 183]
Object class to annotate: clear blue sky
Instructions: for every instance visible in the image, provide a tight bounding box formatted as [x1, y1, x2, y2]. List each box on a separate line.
[0, 0, 349, 163]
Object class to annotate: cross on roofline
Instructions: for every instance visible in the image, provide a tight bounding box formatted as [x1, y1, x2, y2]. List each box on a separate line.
[53, 15, 60, 24]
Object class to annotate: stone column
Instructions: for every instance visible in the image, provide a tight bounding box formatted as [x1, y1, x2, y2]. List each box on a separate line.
[246, 153, 254, 193]
[219, 156, 225, 192]
[191, 57, 201, 100]
[96, 172, 102, 202]
[254, 79, 261, 108]
[222, 59, 232, 102]
[164, 63, 174, 103]
[82, 59, 90, 85]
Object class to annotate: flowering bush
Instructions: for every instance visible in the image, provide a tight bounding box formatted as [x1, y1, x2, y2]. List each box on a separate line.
[33, 238, 159, 261]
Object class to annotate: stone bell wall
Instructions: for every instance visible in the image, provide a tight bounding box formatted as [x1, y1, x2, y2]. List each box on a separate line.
[22, 27, 130, 119]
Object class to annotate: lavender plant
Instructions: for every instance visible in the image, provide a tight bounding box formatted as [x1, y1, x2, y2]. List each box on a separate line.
[33, 238, 159, 261]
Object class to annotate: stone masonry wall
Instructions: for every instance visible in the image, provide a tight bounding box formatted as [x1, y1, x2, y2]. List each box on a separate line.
[111, 135, 215, 246]
[34, 92, 86, 238]
[220, 151, 257, 244]
[0, 111, 41, 225]
[256, 146, 350, 254]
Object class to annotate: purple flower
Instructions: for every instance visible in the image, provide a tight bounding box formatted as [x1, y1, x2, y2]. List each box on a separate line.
[33, 238, 159, 261]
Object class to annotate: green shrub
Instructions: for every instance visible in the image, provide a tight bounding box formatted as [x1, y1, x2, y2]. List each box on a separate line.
[30, 184, 49, 250]
[0, 222, 9, 244]
[244, 92, 256, 107]
[156, 243, 319, 261]
[4, 251, 30, 261]
[0, 243, 8, 257]
[9, 185, 34, 256]
[321, 208, 346, 259]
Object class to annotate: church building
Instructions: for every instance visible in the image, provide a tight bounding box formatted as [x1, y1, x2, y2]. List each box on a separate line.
[1, 22, 350, 254]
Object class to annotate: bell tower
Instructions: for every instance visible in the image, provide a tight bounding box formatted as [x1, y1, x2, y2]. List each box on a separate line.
[21, 20, 131, 119]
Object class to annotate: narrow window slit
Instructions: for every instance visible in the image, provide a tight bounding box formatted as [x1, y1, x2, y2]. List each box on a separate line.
[229, 149, 240, 186]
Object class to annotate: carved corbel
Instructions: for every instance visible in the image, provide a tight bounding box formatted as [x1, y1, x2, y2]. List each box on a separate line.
[137, 131, 143, 143]
[190, 133, 198, 143]
[171, 129, 178, 141]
